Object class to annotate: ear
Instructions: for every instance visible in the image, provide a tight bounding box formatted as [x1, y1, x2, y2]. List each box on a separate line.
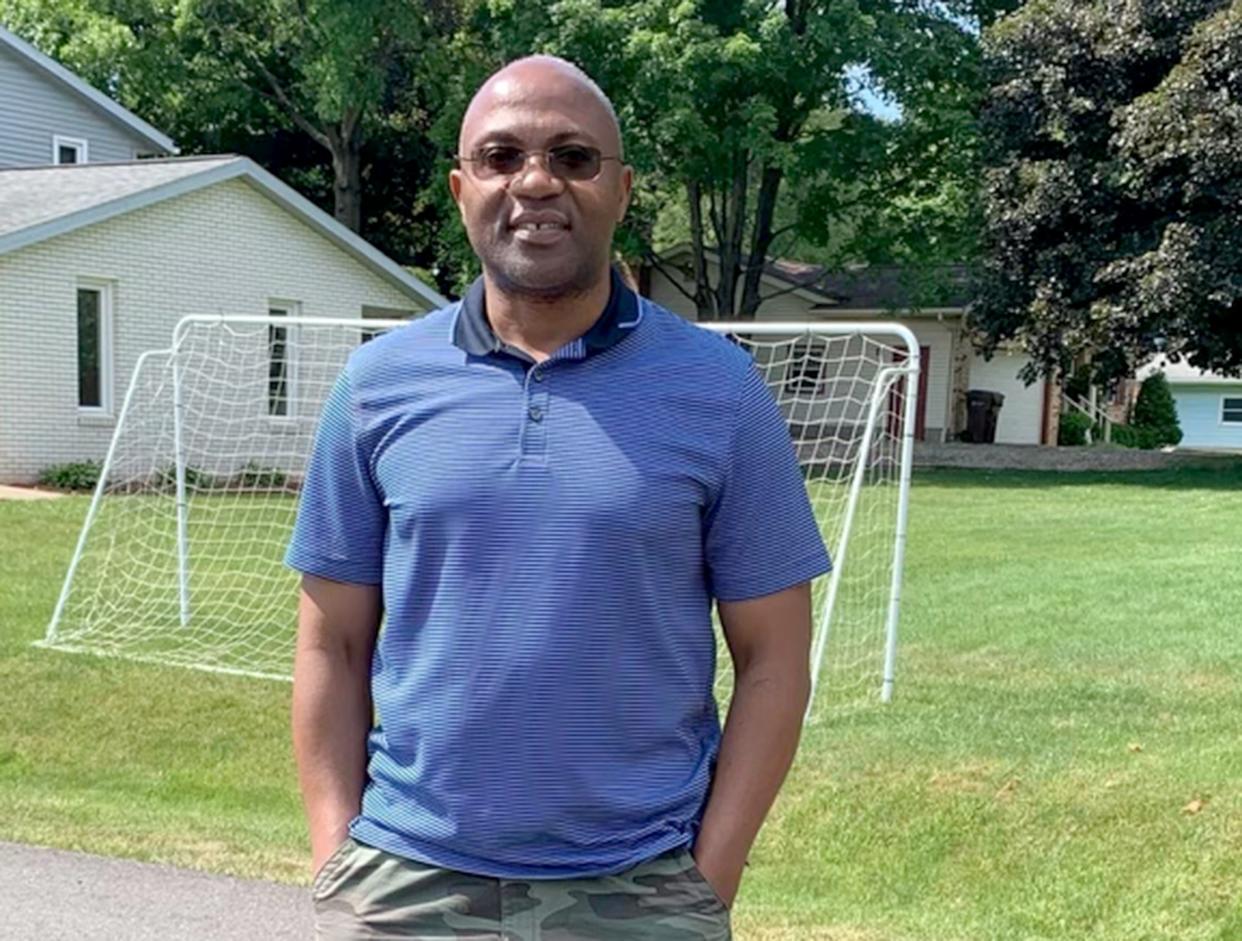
[616, 164, 634, 223]
[448, 167, 465, 211]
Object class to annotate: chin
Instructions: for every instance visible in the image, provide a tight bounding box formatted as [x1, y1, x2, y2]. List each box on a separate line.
[487, 254, 603, 299]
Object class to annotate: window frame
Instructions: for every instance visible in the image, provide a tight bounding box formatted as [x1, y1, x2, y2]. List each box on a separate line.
[267, 300, 300, 420]
[783, 337, 829, 398]
[76, 278, 114, 416]
[1221, 395, 1242, 425]
[53, 134, 88, 165]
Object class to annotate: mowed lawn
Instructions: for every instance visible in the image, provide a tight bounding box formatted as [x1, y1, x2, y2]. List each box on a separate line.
[1, 467, 1240, 940]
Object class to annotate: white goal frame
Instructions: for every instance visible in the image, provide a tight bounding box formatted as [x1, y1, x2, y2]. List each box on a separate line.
[42, 315, 918, 710]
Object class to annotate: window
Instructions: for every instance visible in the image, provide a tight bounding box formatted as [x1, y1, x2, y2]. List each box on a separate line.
[53, 135, 88, 165]
[77, 281, 112, 412]
[268, 302, 298, 416]
[784, 338, 827, 395]
[1223, 397, 1242, 424]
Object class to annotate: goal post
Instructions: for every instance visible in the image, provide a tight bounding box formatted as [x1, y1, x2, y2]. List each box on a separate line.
[42, 314, 917, 713]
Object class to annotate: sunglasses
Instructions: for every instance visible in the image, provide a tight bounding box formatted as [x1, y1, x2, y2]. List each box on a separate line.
[456, 144, 620, 181]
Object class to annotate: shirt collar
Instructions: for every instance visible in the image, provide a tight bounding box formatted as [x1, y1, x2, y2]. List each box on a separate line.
[451, 267, 640, 361]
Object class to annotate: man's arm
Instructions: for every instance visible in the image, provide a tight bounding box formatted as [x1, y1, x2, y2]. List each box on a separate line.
[691, 582, 813, 909]
[291, 573, 382, 874]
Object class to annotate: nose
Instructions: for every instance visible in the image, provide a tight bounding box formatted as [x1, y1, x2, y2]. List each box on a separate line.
[507, 153, 565, 198]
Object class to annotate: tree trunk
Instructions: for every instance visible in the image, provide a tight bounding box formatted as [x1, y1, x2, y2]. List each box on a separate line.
[739, 163, 785, 319]
[327, 122, 364, 233]
[687, 180, 717, 319]
[712, 153, 749, 318]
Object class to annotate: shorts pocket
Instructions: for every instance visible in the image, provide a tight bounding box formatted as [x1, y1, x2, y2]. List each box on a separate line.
[311, 837, 357, 900]
[682, 851, 731, 913]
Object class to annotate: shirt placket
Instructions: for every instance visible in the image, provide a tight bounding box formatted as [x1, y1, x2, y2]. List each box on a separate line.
[519, 361, 550, 462]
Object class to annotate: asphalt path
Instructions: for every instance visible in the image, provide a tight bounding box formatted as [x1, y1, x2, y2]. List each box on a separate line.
[0, 841, 313, 940]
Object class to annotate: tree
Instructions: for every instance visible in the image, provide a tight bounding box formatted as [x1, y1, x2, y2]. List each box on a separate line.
[175, 0, 454, 233]
[974, 0, 1242, 383]
[1130, 372, 1183, 447]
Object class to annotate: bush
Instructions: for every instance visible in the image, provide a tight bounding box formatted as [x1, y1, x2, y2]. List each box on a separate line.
[37, 460, 102, 491]
[1130, 372, 1183, 447]
[1111, 424, 1160, 450]
[1058, 411, 1093, 446]
[230, 461, 289, 490]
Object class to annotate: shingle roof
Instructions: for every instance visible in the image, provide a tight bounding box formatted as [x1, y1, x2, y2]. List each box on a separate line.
[0, 155, 448, 309]
[0, 24, 177, 155]
[655, 244, 973, 312]
[0, 156, 234, 239]
[765, 260, 973, 310]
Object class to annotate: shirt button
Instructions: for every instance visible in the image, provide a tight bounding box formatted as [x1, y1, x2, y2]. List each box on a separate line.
[532, 370, 545, 382]
[528, 406, 544, 422]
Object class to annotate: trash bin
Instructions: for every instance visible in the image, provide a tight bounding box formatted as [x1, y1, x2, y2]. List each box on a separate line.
[966, 390, 1005, 443]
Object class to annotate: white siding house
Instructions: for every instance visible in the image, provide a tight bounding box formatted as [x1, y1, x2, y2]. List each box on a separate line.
[647, 248, 1050, 445]
[1138, 358, 1242, 451]
[0, 157, 446, 483]
[0, 24, 176, 166]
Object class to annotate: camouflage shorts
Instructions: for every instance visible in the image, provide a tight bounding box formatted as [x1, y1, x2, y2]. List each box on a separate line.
[312, 838, 732, 940]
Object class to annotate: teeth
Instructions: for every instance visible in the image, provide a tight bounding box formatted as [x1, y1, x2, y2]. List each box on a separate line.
[517, 222, 564, 231]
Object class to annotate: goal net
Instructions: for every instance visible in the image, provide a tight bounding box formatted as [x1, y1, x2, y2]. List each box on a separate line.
[42, 315, 917, 715]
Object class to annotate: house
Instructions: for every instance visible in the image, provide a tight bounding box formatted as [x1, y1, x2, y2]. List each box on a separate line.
[0, 24, 177, 165]
[1137, 358, 1242, 451]
[646, 247, 1056, 446]
[0, 25, 447, 484]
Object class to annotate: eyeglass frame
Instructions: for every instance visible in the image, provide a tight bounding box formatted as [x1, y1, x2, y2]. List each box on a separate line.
[454, 143, 623, 182]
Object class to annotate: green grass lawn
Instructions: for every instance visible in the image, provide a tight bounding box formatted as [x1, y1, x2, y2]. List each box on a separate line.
[2, 467, 1241, 940]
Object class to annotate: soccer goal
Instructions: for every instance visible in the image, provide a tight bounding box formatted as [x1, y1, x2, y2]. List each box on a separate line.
[41, 314, 917, 714]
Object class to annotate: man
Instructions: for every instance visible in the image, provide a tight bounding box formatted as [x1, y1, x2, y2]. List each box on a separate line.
[286, 55, 830, 940]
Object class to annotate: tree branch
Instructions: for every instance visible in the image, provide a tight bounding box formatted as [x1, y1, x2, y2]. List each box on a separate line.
[246, 52, 331, 150]
[642, 251, 700, 305]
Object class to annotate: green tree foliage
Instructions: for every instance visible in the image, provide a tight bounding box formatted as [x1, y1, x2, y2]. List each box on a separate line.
[974, 0, 1242, 383]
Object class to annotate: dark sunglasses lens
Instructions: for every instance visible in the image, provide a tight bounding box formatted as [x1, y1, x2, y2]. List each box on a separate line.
[479, 146, 525, 176]
[549, 146, 601, 180]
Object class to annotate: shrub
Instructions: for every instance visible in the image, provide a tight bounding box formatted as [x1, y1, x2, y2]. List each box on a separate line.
[37, 460, 102, 491]
[1058, 411, 1093, 446]
[1130, 372, 1183, 447]
[230, 461, 289, 490]
[1111, 424, 1158, 450]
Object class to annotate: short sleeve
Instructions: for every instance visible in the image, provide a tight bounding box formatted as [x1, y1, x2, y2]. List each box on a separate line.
[704, 366, 831, 601]
[284, 368, 385, 585]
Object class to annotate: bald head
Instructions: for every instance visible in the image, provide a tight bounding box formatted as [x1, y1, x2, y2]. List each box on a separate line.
[458, 55, 623, 159]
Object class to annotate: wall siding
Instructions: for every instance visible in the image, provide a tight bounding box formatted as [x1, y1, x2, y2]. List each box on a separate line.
[0, 178, 424, 482]
[1170, 385, 1242, 449]
[968, 349, 1045, 445]
[0, 43, 161, 167]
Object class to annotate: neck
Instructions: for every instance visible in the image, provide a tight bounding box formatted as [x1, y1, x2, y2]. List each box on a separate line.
[483, 271, 612, 364]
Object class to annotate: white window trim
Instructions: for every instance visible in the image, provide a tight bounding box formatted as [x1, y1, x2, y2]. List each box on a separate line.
[1220, 394, 1242, 425]
[53, 134, 88, 165]
[76, 278, 114, 416]
[267, 300, 301, 421]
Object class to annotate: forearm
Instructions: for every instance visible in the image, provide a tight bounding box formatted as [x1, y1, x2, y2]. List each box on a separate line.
[692, 659, 810, 905]
[292, 636, 373, 869]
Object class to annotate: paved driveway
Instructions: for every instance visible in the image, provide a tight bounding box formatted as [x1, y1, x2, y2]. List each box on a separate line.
[0, 842, 313, 940]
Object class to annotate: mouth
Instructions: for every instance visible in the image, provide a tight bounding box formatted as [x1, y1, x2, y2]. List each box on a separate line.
[512, 221, 569, 232]
[509, 216, 571, 245]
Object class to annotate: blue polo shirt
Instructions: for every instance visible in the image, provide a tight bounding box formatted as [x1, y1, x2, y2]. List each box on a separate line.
[285, 274, 830, 879]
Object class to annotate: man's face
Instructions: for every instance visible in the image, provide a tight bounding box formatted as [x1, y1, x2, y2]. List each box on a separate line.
[449, 66, 633, 298]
